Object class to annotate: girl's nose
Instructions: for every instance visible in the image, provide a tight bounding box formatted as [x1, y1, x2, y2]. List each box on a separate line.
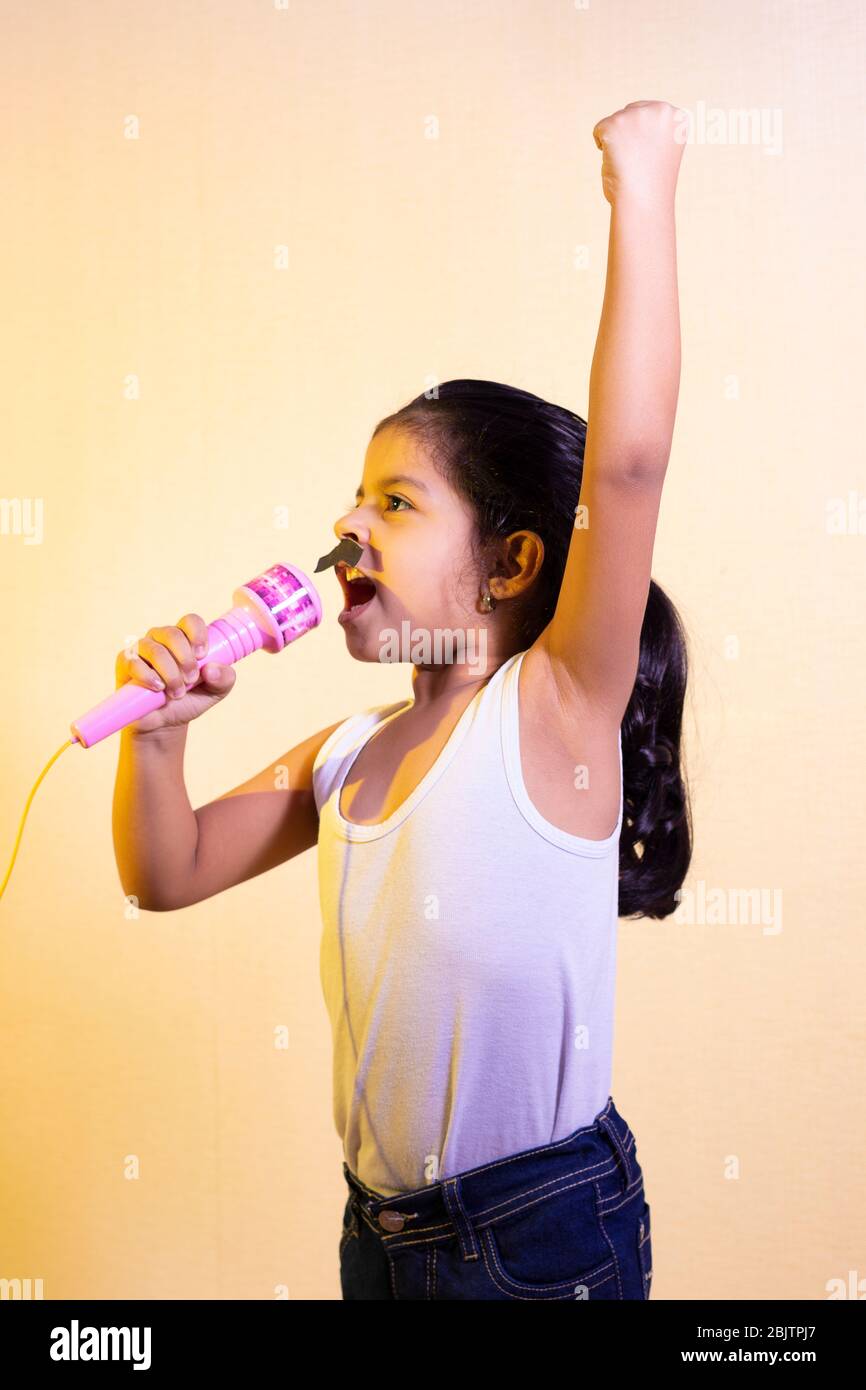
[336, 519, 367, 544]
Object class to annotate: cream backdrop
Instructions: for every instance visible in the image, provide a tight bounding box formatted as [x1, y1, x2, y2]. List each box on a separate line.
[1, 0, 863, 1301]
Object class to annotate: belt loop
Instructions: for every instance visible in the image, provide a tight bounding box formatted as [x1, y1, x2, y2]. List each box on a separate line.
[598, 1112, 633, 1189]
[344, 1163, 377, 1211]
[441, 1176, 480, 1261]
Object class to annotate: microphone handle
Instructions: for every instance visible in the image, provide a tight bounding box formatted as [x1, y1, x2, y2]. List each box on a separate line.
[70, 605, 266, 749]
[69, 562, 322, 749]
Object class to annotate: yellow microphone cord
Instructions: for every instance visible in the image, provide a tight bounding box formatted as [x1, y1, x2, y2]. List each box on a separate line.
[0, 738, 77, 905]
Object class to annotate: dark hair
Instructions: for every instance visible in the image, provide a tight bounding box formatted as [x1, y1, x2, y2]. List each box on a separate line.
[371, 378, 692, 920]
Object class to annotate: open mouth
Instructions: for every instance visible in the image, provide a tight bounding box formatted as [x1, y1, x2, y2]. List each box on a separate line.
[336, 562, 378, 612]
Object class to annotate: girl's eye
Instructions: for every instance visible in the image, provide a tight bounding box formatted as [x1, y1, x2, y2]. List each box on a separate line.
[385, 494, 411, 512]
[343, 494, 412, 513]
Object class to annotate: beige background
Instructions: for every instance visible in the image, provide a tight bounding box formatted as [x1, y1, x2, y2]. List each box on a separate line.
[1, 0, 863, 1300]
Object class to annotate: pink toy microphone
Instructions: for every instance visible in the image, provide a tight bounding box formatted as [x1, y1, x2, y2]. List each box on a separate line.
[0, 545, 366, 906]
[69, 562, 323, 749]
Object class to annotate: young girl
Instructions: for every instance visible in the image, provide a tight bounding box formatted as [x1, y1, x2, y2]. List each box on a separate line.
[113, 101, 690, 1300]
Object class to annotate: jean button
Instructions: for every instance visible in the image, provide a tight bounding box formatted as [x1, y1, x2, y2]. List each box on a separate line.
[378, 1209, 406, 1232]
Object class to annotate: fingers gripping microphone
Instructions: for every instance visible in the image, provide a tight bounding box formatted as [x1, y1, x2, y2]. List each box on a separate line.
[69, 563, 323, 749]
[2, 551, 361, 904]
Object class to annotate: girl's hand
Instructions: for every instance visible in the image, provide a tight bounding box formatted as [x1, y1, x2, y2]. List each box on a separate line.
[592, 100, 686, 209]
[115, 613, 237, 737]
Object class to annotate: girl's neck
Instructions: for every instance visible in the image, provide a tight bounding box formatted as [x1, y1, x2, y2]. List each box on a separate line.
[407, 647, 518, 710]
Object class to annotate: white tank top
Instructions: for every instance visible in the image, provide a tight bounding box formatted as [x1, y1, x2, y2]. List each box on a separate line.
[312, 648, 624, 1197]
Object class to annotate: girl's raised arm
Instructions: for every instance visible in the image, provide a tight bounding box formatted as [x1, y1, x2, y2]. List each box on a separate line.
[542, 100, 686, 724]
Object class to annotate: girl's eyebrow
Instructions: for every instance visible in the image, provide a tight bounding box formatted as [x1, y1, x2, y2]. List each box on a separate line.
[354, 474, 431, 502]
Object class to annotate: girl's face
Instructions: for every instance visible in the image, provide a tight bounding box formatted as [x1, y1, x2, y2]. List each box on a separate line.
[332, 426, 483, 663]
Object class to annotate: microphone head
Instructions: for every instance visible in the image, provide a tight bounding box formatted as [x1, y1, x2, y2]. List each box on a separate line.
[235, 563, 323, 652]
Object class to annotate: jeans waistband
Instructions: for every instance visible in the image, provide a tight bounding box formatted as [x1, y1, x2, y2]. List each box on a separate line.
[342, 1095, 640, 1253]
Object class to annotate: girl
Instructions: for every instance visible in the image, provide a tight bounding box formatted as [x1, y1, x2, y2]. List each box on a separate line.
[113, 101, 691, 1300]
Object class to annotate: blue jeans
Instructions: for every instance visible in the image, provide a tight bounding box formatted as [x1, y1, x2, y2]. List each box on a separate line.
[339, 1095, 653, 1300]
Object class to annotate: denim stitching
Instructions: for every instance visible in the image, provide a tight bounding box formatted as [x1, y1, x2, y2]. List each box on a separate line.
[371, 1224, 455, 1246]
[637, 1205, 652, 1298]
[371, 1165, 625, 1251]
[596, 1173, 645, 1214]
[360, 1152, 621, 1248]
[386, 1248, 399, 1299]
[598, 1115, 634, 1188]
[472, 1165, 619, 1229]
[483, 1229, 616, 1293]
[411, 1158, 621, 1240]
[598, 1187, 644, 1218]
[339, 1198, 360, 1256]
[470, 1154, 620, 1222]
[443, 1178, 481, 1261]
[349, 1166, 637, 1258]
[353, 1156, 623, 1249]
[480, 1229, 618, 1300]
[452, 1178, 481, 1258]
[592, 1177, 623, 1299]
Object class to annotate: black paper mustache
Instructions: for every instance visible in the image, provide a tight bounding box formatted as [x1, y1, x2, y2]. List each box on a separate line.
[314, 537, 363, 573]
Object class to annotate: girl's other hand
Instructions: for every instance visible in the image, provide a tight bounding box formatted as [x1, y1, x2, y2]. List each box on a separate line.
[592, 100, 686, 210]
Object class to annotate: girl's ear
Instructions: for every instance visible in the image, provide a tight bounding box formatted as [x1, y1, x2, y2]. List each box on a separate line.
[495, 531, 544, 597]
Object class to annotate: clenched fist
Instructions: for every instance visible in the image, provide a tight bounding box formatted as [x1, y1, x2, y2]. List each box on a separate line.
[592, 100, 686, 209]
